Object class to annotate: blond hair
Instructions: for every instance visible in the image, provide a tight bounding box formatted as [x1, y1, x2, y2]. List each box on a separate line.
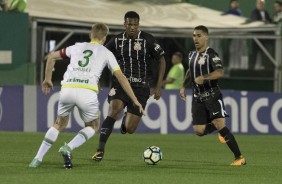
[91, 23, 109, 40]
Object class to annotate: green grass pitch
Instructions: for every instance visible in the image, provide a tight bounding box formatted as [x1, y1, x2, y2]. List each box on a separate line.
[0, 131, 281, 184]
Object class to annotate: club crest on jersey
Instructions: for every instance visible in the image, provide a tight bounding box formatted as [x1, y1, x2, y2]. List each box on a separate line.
[108, 88, 116, 96]
[134, 41, 142, 51]
[198, 56, 206, 65]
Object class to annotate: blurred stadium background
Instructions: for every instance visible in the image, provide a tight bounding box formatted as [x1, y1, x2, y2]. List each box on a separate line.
[1, 1, 282, 184]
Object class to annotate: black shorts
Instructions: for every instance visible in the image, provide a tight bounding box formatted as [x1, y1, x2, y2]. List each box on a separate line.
[191, 93, 229, 125]
[107, 83, 150, 116]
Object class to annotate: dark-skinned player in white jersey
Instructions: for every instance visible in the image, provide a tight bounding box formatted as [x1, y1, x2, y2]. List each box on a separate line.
[179, 25, 246, 166]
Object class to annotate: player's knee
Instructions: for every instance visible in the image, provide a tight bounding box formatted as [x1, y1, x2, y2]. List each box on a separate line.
[108, 109, 122, 119]
[212, 118, 225, 130]
[126, 122, 138, 134]
[193, 126, 205, 136]
[127, 128, 136, 134]
[195, 131, 205, 136]
[54, 116, 69, 131]
[85, 119, 99, 132]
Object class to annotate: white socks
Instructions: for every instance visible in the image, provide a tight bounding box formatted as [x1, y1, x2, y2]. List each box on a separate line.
[67, 127, 95, 150]
[34, 127, 59, 161]
[33, 126, 95, 162]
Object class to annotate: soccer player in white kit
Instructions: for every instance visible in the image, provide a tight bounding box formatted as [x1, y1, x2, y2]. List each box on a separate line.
[29, 23, 145, 169]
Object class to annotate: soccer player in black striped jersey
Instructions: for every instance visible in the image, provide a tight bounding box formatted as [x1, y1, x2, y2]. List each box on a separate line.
[92, 11, 166, 161]
[179, 25, 246, 166]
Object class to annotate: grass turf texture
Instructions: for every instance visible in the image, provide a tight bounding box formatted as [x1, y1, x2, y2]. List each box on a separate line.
[0, 132, 281, 184]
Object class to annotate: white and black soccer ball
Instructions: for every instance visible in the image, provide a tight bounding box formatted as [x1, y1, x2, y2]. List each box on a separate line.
[143, 146, 162, 165]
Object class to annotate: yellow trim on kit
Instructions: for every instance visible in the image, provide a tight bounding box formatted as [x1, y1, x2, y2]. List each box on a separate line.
[113, 67, 120, 71]
[90, 41, 99, 44]
[62, 84, 98, 92]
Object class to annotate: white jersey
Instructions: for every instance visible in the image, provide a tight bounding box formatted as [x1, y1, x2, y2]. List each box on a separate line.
[60, 42, 120, 92]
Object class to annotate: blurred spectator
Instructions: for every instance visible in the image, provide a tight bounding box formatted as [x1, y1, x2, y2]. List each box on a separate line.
[223, 0, 241, 16]
[221, 0, 245, 71]
[249, 0, 274, 71]
[162, 52, 184, 90]
[250, 0, 272, 23]
[0, 0, 8, 11]
[273, 0, 282, 23]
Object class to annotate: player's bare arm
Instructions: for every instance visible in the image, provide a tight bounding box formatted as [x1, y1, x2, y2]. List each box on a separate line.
[152, 55, 166, 100]
[114, 70, 145, 115]
[195, 69, 224, 85]
[42, 51, 62, 95]
[179, 69, 191, 101]
[162, 77, 175, 86]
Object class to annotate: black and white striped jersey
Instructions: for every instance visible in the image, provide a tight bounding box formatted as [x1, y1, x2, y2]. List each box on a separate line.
[106, 31, 164, 87]
[188, 47, 223, 93]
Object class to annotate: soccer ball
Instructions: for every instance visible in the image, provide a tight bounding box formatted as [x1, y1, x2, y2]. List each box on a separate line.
[143, 146, 162, 165]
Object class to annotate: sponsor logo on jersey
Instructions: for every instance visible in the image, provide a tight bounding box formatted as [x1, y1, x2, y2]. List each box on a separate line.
[66, 78, 89, 84]
[127, 77, 142, 83]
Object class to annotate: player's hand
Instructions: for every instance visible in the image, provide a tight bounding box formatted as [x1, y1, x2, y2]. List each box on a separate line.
[151, 87, 162, 100]
[195, 76, 205, 85]
[42, 80, 53, 95]
[133, 100, 145, 116]
[179, 87, 186, 101]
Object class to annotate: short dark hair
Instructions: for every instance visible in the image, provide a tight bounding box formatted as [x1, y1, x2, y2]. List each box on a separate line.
[173, 52, 183, 60]
[124, 11, 140, 20]
[194, 25, 209, 35]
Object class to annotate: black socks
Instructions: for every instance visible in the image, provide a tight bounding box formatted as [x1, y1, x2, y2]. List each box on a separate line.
[98, 116, 116, 151]
[219, 126, 242, 158]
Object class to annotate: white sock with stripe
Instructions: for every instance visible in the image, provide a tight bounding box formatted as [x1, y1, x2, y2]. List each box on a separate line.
[67, 127, 95, 150]
[34, 127, 59, 161]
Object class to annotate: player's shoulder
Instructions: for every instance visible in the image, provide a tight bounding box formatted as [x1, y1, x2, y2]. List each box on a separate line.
[74, 42, 87, 46]
[188, 50, 197, 57]
[206, 47, 219, 56]
[139, 31, 155, 40]
[111, 32, 124, 39]
[96, 44, 111, 53]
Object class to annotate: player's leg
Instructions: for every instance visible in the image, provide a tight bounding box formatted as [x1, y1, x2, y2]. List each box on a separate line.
[208, 94, 245, 165]
[58, 119, 98, 169]
[120, 86, 149, 134]
[191, 99, 209, 136]
[191, 98, 225, 143]
[121, 113, 142, 134]
[92, 99, 124, 161]
[29, 115, 69, 168]
[29, 88, 74, 168]
[63, 88, 100, 150]
[66, 120, 99, 151]
[212, 118, 246, 165]
[58, 88, 99, 168]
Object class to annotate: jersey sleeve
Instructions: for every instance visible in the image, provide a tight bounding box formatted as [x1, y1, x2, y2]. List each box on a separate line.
[59, 48, 68, 59]
[60, 45, 73, 59]
[210, 51, 223, 70]
[106, 50, 120, 74]
[147, 35, 165, 61]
